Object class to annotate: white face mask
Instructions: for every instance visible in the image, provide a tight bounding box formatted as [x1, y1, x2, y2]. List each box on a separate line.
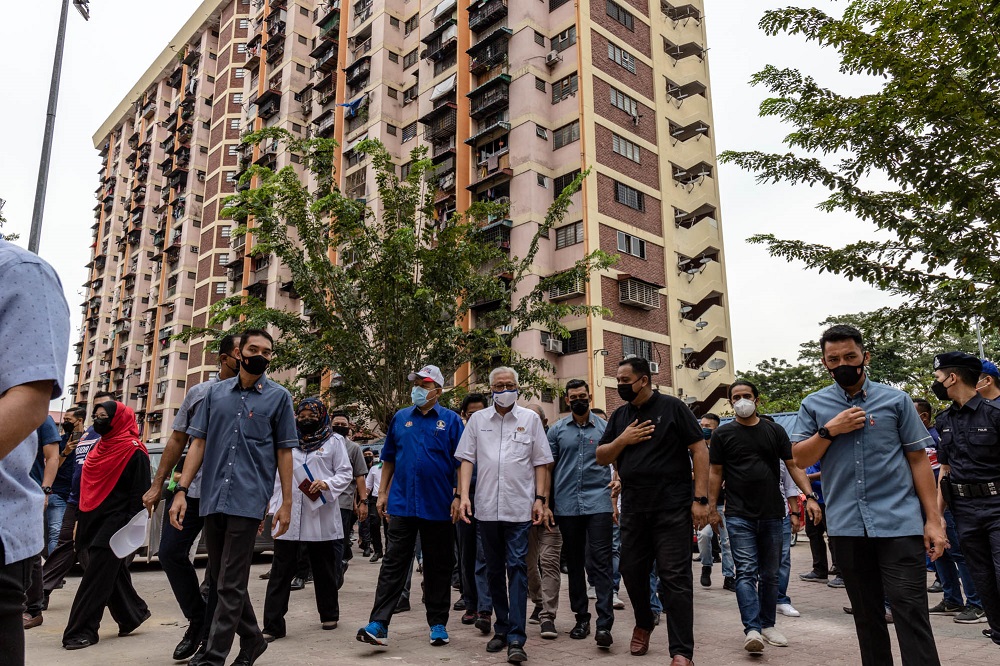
[493, 390, 518, 408]
[733, 398, 756, 419]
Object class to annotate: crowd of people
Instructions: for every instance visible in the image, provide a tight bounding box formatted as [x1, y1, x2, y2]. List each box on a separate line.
[2, 235, 999, 666]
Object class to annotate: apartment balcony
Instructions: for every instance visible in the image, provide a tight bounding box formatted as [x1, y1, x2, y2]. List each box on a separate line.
[265, 39, 285, 64]
[183, 47, 201, 66]
[467, 26, 510, 74]
[468, 74, 510, 119]
[663, 37, 706, 63]
[672, 161, 713, 188]
[245, 44, 262, 69]
[663, 2, 703, 23]
[468, 150, 511, 190]
[432, 136, 457, 161]
[468, 0, 507, 34]
[476, 219, 511, 251]
[312, 109, 336, 137]
[665, 78, 707, 105]
[422, 19, 457, 60]
[420, 102, 457, 136]
[345, 56, 371, 85]
[316, 1, 341, 27]
[315, 47, 337, 73]
[227, 261, 245, 283]
[265, 20, 286, 48]
[310, 36, 338, 60]
[141, 99, 157, 119]
[166, 67, 183, 89]
[668, 119, 710, 143]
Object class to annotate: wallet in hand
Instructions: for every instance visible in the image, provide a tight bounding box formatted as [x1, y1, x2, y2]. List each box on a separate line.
[298, 479, 322, 502]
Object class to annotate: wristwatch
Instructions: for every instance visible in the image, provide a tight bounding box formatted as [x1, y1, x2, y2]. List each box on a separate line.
[807, 493, 821, 503]
[41, 486, 53, 496]
[534, 494, 547, 503]
[817, 426, 832, 440]
[453, 493, 462, 501]
[174, 485, 189, 496]
[693, 496, 709, 505]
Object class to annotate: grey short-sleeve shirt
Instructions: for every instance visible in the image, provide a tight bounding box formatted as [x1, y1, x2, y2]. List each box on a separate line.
[173, 378, 217, 499]
[0, 240, 70, 564]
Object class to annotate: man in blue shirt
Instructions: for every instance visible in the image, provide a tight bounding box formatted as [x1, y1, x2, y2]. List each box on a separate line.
[23, 416, 63, 628]
[170, 329, 298, 666]
[798, 459, 840, 585]
[792, 325, 946, 666]
[357, 365, 464, 649]
[0, 238, 70, 666]
[548, 379, 613, 648]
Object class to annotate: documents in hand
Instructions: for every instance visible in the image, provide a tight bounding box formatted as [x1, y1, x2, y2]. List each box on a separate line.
[293, 461, 327, 510]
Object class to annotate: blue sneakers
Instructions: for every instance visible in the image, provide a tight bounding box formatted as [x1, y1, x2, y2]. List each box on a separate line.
[357, 621, 388, 647]
[429, 625, 449, 646]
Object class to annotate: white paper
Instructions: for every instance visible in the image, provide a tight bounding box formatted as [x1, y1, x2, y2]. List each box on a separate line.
[110, 509, 149, 558]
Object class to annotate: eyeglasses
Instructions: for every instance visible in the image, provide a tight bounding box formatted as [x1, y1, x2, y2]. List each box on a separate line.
[491, 383, 518, 391]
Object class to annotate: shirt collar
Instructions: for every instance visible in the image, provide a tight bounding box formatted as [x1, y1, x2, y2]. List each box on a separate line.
[841, 376, 872, 402]
[952, 394, 985, 413]
[410, 403, 440, 418]
[231, 373, 268, 393]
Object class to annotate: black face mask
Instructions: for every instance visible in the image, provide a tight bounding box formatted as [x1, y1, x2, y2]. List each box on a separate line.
[62, 421, 75, 434]
[93, 418, 113, 436]
[331, 425, 350, 437]
[931, 378, 952, 401]
[569, 399, 589, 416]
[617, 378, 643, 403]
[297, 419, 321, 435]
[829, 362, 865, 389]
[221, 357, 239, 375]
[240, 354, 270, 376]
[702, 427, 713, 440]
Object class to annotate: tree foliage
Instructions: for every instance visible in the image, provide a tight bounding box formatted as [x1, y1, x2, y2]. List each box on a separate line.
[720, 1, 1000, 332]
[183, 128, 614, 430]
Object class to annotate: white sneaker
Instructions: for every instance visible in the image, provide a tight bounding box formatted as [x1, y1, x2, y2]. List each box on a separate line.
[613, 594, 625, 610]
[587, 586, 596, 600]
[762, 627, 788, 647]
[743, 630, 765, 653]
[777, 603, 800, 617]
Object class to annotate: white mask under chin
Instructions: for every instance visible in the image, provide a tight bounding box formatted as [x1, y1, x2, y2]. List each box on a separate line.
[733, 398, 756, 419]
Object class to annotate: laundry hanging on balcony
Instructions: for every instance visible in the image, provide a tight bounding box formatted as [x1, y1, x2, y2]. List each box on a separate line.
[430, 73, 457, 101]
[339, 93, 369, 118]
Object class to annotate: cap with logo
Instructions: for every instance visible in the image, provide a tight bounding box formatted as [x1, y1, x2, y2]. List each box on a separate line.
[933, 351, 982, 374]
[408, 364, 445, 387]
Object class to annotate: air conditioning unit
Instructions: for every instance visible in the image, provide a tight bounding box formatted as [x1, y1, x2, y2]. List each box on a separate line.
[649, 362, 660, 374]
[545, 50, 562, 67]
[545, 338, 564, 354]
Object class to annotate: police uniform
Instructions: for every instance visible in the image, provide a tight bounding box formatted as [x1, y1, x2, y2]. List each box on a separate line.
[934, 351, 1000, 644]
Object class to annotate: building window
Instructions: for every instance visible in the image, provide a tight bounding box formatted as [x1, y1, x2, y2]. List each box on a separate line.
[239, 18, 249, 29]
[221, 226, 231, 237]
[564, 328, 587, 354]
[606, 1, 635, 30]
[403, 84, 418, 104]
[235, 68, 246, 79]
[297, 34, 308, 45]
[552, 25, 576, 52]
[296, 63, 306, 73]
[404, 14, 419, 34]
[534, 30, 546, 46]
[386, 124, 398, 135]
[550, 0, 571, 12]
[237, 43, 247, 54]
[535, 77, 546, 92]
[230, 119, 241, 129]
[617, 231, 646, 259]
[403, 49, 419, 69]
[553, 170, 581, 199]
[535, 124, 548, 139]
[390, 16, 400, 28]
[552, 120, 580, 149]
[387, 87, 398, 98]
[555, 221, 583, 249]
[292, 122, 302, 133]
[537, 173, 548, 188]
[401, 122, 417, 142]
[228, 145, 239, 156]
[612, 133, 641, 162]
[609, 86, 639, 117]
[388, 51, 399, 63]
[614, 181, 644, 210]
[225, 171, 237, 183]
[551, 73, 578, 104]
[232, 93, 243, 104]
[215, 282, 227, 294]
[622, 334, 653, 361]
[608, 42, 636, 74]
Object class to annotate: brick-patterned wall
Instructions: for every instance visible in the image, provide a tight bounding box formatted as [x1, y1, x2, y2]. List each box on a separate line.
[599, 223, 664, 285]
[195, 283, 210, 310]
[592, 78, 657, 145]
[591, 32, 654, 100]
[618, 0, 650, 17]
[600, 275, 669, 338]
[594, 124, 659, 190]
[197, 255, 212, 281]
[596, 172, 662, 235]
[600, 323, 671, 386]
[593, 1, 652, 58]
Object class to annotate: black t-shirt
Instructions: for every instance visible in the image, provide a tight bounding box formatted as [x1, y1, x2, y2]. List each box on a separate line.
[51, 432, 78, 499]
[600, 391, 704, 512]
[709, 419, 792, 520]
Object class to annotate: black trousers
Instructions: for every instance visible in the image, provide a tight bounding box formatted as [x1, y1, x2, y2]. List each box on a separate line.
[950, 495, 1000, 644]
[619, 506, 694, 660]
[368, 498, 386, 556]
[24, 555, 43, 617]
[159, 493, 207, 630]
[370, 516, 454, 627]
[0, 543, 30, 666]
[358, 506, 371, 548]
[201, 513, 262, 666]
[830, 535, 940, 666]
[804, 502, 837, 577]
[341, 508, 356, 562]
[456, 511, 480, 612]
[559, 513, 615, 630]
[42, 502, 79, 594]
[263, 539, 343, 637]
[63, 545, 149, 644]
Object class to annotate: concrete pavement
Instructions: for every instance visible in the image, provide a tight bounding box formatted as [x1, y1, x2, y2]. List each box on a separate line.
[25, 541, 998, 665]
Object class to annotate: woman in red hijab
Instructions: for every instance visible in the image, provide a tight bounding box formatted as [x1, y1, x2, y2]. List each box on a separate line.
[62, 400, 151, 650]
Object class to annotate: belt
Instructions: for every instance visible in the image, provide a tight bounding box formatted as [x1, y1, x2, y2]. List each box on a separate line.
[949, 480, 1000, 498]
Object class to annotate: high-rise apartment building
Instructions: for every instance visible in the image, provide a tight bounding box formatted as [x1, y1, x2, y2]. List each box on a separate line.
[73, 0, 733, 440]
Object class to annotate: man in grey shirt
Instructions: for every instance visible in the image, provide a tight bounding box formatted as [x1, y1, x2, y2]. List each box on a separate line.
[331, 411, 369, 573]
[143, 333, 240, 661]
[0, 239, 70, 666]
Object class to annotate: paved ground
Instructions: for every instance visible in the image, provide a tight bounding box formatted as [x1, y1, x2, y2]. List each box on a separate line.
[26, 540, 998, 665]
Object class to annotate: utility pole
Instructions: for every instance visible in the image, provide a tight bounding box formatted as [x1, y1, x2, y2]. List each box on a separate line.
[28, 0, 90, 254]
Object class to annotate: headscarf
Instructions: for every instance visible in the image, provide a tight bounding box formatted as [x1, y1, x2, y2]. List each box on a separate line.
[296, 397, 332, 452]
[79, 401, 148, 512]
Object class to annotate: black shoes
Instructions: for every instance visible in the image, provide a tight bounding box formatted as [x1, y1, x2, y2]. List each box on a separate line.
[507, 642, 528, 663]
[595, 629, 613, 648]
[362, 546, 372, 557]
[290, 577, 306, 591]
[570, 620, 591, 640]
[370, 552, 383, 563]
[63, 638, 94, 650]
[461, 611, 477, 624]
[232, 635, 268, 666]
[700, 565, 712, 588]
[454, 598, 466, 611]
[540, 620, 557, 639]
[475, 612, 492, 634]
[487, 634, 508, 653]
[173, 623, 203, 660]
[723, 576, 736, 591]
[528, 605, 542, 624]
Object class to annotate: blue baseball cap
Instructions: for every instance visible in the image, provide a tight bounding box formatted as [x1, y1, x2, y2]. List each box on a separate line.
[981, 359, 1000, 379]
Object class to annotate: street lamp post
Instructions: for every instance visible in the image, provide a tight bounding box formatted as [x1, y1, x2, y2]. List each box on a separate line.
[27, 0, 90, 254]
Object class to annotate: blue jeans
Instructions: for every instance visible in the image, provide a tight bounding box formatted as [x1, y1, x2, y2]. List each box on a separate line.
[727, 515, 783, 634]
[699, 505, 735, 578]
[935, 509, 981, 608]
[44, 495, 68, 556]
[479, 521, 531, 645]
[777, 514, 792, 605]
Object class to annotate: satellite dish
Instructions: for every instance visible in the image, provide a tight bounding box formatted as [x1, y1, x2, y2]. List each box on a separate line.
[707, 358, 727, 371]
[682, 396, 697, 405]
[697, 370, 711, 379]
[679, 305, 693, 314]
[681, 347, 694, 355]
[695, 320, 708, 329]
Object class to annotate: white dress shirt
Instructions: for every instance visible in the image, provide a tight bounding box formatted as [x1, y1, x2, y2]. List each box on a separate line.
[365, 463, 383, 498]
[269, 434, 354, 542]
[455, 404, 553, 523]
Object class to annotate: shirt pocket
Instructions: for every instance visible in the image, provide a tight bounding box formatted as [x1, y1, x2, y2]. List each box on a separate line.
[967, 428, 1000, 469]
[242, 408, 274, 445]
[509, 432, 533, 461]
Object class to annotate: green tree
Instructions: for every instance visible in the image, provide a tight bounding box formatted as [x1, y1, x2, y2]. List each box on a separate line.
[720, 1, 1000, 332]
[739, 357, 826, 414]
[186, 129, 613, 430]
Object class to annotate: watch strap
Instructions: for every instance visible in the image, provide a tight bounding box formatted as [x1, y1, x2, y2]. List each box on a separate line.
[534, 494, 547, 502]
[174, 485, 189, 495]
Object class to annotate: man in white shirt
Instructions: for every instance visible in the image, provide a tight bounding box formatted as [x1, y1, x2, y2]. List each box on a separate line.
[366, 460, 385, 561]
[456, 367, 553, 664]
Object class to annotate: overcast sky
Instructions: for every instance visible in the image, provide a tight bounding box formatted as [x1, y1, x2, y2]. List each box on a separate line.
[0, 1, 896, 408]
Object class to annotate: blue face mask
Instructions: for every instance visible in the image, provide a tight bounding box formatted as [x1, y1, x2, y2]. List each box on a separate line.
[411, 385, 431, 407]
